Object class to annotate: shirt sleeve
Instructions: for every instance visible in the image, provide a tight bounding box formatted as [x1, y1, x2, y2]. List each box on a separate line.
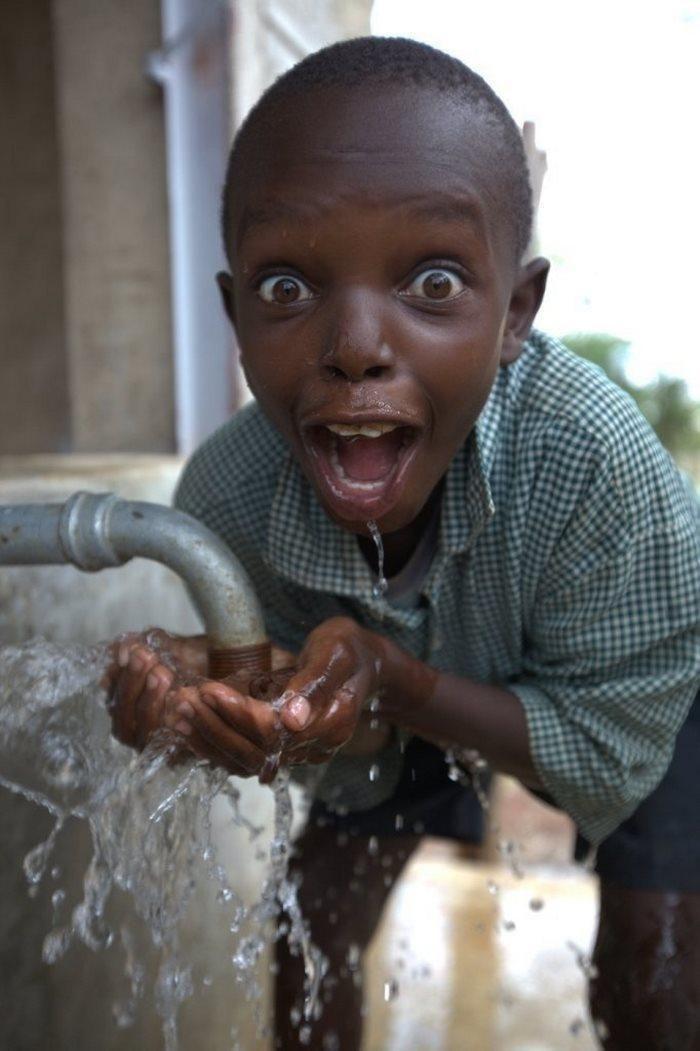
[511, 450, 700, 845]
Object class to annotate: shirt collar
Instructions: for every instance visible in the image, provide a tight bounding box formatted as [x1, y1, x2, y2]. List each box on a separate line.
[266, 368, 505, 594]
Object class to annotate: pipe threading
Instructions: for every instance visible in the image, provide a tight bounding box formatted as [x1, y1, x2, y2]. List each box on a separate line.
[208, 642, 272, 681]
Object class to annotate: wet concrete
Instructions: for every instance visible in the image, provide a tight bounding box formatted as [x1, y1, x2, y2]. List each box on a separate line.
[363, 844, 598, 1051]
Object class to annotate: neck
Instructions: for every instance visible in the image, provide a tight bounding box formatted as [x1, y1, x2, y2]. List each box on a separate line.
[357, 482, 443, 579]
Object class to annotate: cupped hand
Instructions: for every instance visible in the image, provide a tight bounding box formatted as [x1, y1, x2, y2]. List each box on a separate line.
[274, 616, 386, 763]
[179, 618, 386, 776]
[104, 629, 206, 748]
[104, 630, 292, 778]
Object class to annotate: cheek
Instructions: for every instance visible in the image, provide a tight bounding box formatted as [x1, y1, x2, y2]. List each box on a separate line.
[427, 338, 501, 423]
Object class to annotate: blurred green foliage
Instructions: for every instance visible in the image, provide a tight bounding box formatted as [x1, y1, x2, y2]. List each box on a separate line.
[561, 333, 700, 467]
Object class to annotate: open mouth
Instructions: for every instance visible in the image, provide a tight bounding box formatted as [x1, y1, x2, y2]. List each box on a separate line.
[303, 421, 420, 521]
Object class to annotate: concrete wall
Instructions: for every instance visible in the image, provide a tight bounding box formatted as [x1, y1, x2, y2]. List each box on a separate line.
[0, 2, 70, 454]
[0, 1, 175, 456]
[53, 0, 175, 453]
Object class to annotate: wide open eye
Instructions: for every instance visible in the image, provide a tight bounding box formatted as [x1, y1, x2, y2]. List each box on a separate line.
[401, 267, 466, 302]
[256, 274, 315, 305]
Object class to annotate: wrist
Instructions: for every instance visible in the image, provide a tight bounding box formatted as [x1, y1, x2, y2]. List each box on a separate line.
[371, 632, 438, 720]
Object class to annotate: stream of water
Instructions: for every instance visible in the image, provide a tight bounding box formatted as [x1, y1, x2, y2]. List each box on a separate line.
[0, 639, 325, 1050]
[366, 520, 388, 599]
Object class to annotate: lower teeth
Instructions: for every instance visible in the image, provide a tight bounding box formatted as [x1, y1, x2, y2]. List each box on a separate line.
[329, 444, 389, 491]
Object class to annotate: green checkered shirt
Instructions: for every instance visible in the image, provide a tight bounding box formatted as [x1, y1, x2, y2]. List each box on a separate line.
[174, 331, 700, 844]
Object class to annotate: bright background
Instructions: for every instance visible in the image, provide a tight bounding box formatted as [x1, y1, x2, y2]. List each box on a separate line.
[372, 0, 700, 395]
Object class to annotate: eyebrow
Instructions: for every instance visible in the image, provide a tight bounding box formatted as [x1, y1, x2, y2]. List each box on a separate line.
[236, 192, 486, 244]
[237, 202, 323, 244]
[403, 196, 486, 232]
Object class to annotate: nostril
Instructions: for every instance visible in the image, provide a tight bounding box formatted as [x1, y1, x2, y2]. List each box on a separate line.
[365, 366, 384, 378]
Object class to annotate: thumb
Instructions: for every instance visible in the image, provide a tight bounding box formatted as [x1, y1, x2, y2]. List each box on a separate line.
[274, 644, 353, 733]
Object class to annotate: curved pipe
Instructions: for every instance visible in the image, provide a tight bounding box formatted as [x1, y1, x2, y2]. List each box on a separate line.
[0, 491, 270, 677]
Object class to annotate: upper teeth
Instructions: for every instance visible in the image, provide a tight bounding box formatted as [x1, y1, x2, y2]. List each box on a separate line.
[326, 423, 398, 439]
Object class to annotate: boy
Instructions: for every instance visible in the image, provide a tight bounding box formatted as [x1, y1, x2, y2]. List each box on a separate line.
[109, 38, 700, 1050]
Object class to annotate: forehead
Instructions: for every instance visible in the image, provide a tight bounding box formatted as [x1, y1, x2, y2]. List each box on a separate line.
[230, 85, 510, 257]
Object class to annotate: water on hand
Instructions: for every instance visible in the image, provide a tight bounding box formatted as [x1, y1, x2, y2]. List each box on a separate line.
[0, 639, 325, 1049]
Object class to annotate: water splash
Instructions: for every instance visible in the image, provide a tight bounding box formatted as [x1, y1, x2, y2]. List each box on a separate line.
[0, 639, 325, 1048]
[383, 977, 399, 1002]
[366, 521, 388, 598]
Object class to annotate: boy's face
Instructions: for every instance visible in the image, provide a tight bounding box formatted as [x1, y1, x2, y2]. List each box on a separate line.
[220, 85, 546, 536]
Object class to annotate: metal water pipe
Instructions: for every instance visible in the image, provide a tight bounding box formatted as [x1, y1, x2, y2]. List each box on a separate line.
[0, 491, 270, 679]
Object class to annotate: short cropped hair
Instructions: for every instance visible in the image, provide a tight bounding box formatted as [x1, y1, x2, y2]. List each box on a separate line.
[222, 36, 533, 264]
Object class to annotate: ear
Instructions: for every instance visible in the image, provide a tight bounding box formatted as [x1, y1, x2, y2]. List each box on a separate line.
[500, 257, 550, 365]
[216, 271, 237, 327]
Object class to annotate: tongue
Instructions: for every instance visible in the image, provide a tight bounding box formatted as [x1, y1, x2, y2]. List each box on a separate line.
[335, 432, 403, 482]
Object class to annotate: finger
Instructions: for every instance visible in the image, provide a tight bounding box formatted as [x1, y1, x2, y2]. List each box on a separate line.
[112, 645, 159, 745]
[134, 665, 174, 749]
[199, 684, 280, 748]
[185, 720, 264, 777]
[174, 690, 269, 776]
[102, 633, 140, 690]
[174, 719, 255, 777]
[114, 633, 144, 669]
[278, 645, 357, 732]
[282, 738, 338, 766]
[305, 679, 365, 749]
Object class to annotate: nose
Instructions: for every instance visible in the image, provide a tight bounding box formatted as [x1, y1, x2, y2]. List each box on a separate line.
[320, 289, 395, 382]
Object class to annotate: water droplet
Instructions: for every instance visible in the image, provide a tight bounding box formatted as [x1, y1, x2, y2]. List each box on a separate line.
[42, 927, 72, 964]
[503, 919, 516, 932]
[487, 880, 499, 896]
[567, 941, 599, 979]
[569, 1017, 585, 1035]
[347, 943, 361, 968]
[529, 897, 544, 911]
[112, 998, 136, 1029]
[51, 888, 66, 911]
[368, 835, 379, 857]
[383, 978, 399, 1002]
[394, 813, 404, 831]
[368, 763, 380, 782]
